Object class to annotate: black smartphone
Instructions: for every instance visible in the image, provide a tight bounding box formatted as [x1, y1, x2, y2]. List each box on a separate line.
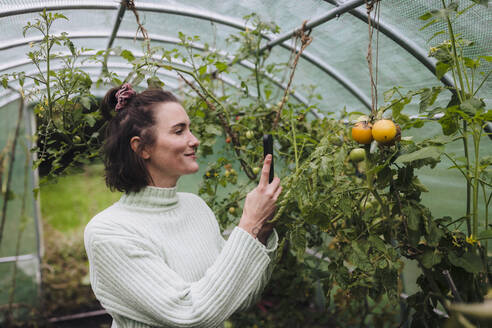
[263, 134, 274, 183]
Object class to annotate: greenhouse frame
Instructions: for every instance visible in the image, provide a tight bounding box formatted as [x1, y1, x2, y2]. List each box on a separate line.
[0, 0, 491, 327]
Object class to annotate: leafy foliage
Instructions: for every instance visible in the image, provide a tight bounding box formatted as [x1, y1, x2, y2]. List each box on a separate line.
[1, 3, 490, 327]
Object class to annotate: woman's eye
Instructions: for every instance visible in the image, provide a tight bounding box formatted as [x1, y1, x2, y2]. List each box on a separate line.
[176, 129, 183, 135]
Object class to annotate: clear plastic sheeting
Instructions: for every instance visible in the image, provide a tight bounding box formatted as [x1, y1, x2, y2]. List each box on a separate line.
[0, 99, 42, 322]
[1, 0, 491, 109]
[0, 0, 491, 322]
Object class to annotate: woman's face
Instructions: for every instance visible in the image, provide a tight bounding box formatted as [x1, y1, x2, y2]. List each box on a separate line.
[142, 102, 200, 187]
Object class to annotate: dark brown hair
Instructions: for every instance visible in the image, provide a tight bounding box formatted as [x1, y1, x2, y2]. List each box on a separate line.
[101, 86, 179, 193]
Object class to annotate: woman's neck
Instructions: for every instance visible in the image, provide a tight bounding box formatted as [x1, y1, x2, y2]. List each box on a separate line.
[149, 175, 179, 188]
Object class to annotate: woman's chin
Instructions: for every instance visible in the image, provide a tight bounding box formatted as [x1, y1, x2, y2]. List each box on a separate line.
[187, 164, 200, 174]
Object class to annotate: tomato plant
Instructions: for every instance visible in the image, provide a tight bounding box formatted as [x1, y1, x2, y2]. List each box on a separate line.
[1, 3, 490, 327]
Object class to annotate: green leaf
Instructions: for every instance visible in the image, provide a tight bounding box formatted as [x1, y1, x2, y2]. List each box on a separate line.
[428, 30, 445, 43]
[448, 2, 459, 11]
[427, 134, 457, 145]
[483, 110, 492, 121]
[470, 0, 488, 7]
[426, 221, 443, 247]
[419, 18, 438, 31]
[368, 235, 386, 253]
[435, 62, 450, 80]
[434, 48, 453, 64]
[120, 49, 135, 62]
[430, 6, 456, 20]
[463, 57, 479, 69]
[477, 230, 492, 240]
[54, 13, 68, 20]
[205, 124, 222, 136]
[80, 96, 92, 110]
[84, 114, 97, 127]
[419, 87, 441, 112]
[448, 251, 484, 273]
[214, 61, 228, 72]
[240, 81, 249, 95]
[460, 97, 485, 115]
[198, 65, 207, 76]
[395, 146, 444, 164]
[478, 55, 492, 62]
[383, 88, 397, 102]
[438, 112, 459, 135]
[290, 226, 307, 262]
[131, 73, 145, 86]
[313, 280, 326, 311]
[420, 249, 442, 269]
[418, 12, 433, 21]
[403, 206, 421, 231]
[147, 76, 164, 89]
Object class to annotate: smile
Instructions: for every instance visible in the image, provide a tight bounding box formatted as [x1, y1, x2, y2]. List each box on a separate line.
[184, 153, 197, 159]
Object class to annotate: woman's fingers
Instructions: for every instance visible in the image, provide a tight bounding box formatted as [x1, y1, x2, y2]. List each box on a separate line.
[273, 185, 282, 200]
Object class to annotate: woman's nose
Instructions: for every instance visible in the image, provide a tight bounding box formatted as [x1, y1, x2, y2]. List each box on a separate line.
[189, 132, 200, 147]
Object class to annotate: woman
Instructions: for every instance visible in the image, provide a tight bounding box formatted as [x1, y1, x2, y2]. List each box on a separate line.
[84, 83, 282, 328]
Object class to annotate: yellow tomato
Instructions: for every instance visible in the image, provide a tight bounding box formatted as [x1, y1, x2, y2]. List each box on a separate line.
[372, 120, 397, 144]
[351, 122, 373, 144]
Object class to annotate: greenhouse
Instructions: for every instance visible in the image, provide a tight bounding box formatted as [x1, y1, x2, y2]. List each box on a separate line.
[0, 0, 491, 327]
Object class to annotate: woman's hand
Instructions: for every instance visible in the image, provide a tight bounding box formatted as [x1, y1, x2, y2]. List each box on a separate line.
[238, 154, 282, 239]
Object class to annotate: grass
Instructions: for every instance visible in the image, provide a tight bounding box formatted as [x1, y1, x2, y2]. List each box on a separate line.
[40, 164, 121, 232]
[31, 164, 119, 326]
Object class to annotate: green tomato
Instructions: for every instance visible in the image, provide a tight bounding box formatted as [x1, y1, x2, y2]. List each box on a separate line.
[228, 207, 236, 214]
[349, 148, 366, 162]
[252, 167, 260, 174]
[245, 130, 254, 139]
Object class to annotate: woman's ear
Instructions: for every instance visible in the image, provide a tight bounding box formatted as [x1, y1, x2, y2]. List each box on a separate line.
[130, 136, 151, 159]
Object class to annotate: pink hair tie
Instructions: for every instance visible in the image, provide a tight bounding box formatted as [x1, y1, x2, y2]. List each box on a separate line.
[115, 83, 136, 111]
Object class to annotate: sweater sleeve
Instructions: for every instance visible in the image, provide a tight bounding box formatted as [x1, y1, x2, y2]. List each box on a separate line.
[236, 229, 278, 312]
[87, 226, 271, 328]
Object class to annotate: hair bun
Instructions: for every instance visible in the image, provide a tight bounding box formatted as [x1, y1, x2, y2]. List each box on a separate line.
[101, 86, 120, 120]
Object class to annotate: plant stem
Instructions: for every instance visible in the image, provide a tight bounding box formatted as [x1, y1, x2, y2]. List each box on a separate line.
[473, 69, 492, 96]
[291, 111, 299, 172]
[472, 125, 481, 237]
[463, 121, 472, 235]
[443, 0, 466, 102]
[44, 17, 53, 119]
[458, 45, 472, 95]
[481, 183, 490, 270]
[364, 146, 390, 218]
[442, 152, 469, 182]
[255, 36, 262, 102]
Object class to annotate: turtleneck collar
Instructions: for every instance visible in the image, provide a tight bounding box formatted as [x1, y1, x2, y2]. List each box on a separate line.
[118, 186, 179, 210]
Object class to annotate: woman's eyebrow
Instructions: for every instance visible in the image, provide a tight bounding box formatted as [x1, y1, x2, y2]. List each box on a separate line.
[170, 122, 189, 129]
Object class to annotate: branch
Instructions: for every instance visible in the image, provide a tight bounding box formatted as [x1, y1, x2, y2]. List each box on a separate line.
[272, 21, 312, 130]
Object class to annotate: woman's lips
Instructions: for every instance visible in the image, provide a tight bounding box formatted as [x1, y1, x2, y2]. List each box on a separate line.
[185, 153, 197, 159]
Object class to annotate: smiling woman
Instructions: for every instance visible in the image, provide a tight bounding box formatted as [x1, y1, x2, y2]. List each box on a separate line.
[130, 101, 201, 188]
[84, 84, 282, 328]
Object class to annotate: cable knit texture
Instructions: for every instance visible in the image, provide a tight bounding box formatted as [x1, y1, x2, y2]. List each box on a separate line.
[84, 186, 278, 328]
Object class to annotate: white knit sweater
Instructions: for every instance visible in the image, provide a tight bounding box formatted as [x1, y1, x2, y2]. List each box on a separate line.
[84, 186, 278, 328]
